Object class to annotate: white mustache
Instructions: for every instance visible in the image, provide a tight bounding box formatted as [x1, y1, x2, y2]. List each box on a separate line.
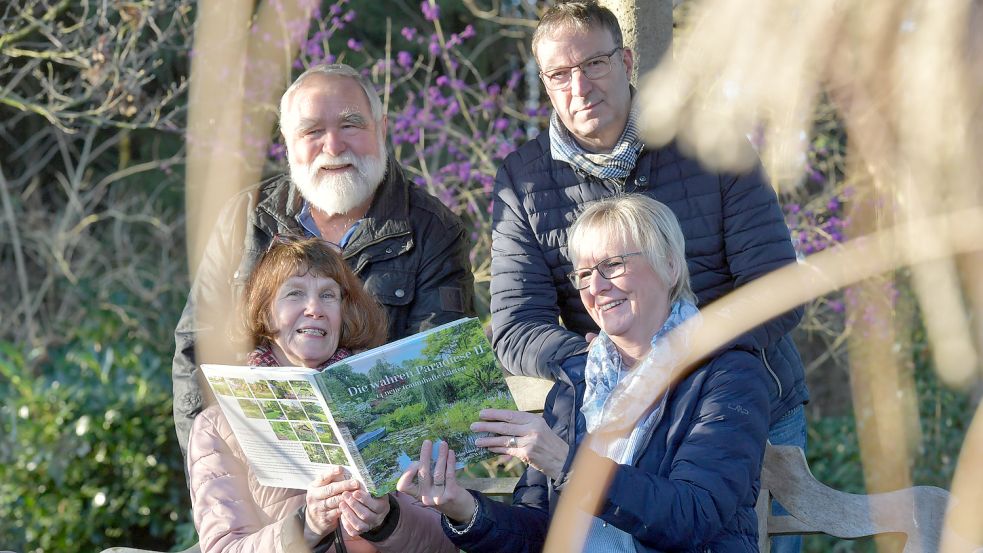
[310, 153, 360, 174]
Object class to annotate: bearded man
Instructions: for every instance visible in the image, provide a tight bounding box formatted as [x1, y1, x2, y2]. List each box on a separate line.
[172, 64, 475, 456]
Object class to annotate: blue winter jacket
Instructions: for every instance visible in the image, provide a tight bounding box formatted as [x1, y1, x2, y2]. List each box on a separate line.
[443, 349, 771, 552]
[490, 133, 806, 422]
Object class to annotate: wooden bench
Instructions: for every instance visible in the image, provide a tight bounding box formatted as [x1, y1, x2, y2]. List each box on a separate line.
[100, 376, 955, 553]
[755, 444, 952, 553]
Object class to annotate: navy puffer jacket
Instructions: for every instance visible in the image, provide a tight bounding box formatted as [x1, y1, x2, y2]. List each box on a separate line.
[490, 132, 806, 422]
[443, 348, 771, 552]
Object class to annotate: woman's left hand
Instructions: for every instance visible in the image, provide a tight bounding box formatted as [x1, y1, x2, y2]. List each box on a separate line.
[338, 487, 391, 536]
[396, 439, 477, 524]
[471, 409, 570, 481]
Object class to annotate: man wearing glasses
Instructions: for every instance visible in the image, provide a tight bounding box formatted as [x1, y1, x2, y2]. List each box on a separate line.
[490, 3, 806, 551]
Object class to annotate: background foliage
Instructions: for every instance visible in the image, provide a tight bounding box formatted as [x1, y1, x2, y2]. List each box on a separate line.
[0, 1, 975, 552]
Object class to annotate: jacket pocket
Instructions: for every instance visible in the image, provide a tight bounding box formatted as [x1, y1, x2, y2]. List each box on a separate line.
[363, 269, 415, 307]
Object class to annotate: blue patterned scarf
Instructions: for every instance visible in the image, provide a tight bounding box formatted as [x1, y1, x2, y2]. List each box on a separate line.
[581, 300, 700, 464]
[549, 96, 643, 180]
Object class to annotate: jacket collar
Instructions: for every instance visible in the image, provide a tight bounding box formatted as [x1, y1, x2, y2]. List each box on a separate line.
[350, 154, 412, 248]
[253, 175, 306, 235]
[254, 153, 413, 249]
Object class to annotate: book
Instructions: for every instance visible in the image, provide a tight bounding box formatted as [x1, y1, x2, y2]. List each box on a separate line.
[201, 317, 516, 494]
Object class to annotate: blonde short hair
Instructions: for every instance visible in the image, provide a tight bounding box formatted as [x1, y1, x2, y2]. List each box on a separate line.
[569, 195, 696, 305]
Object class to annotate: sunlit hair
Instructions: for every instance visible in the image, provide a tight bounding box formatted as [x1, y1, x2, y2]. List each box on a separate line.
[278, 63, 384, 131]
[532, 0, 624, 59]
[243, 238, 387, 351]
[569, 195, 695, 305]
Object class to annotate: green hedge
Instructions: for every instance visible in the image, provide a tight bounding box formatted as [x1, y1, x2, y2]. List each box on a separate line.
[0, 337, 192, 552]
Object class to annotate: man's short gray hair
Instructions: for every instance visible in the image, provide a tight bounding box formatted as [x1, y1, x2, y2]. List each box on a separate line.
[278, 63, 384, 132]
[532, 0, 624, 59]
[569, 194, 696, 305]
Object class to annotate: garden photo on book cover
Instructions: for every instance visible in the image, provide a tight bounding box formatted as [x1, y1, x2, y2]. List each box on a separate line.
[318, 318, 515, 492]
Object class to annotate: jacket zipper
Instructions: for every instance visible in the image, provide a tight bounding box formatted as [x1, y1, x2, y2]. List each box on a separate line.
[760, 349, 782, 399]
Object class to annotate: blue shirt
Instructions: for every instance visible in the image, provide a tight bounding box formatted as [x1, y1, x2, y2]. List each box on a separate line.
[297, 201, 362, 249]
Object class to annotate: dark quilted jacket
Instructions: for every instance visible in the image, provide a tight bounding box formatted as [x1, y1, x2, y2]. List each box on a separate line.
[490, 132, 806, 422]
[443, 348, 771, 553]
[172, 157, 475, 454]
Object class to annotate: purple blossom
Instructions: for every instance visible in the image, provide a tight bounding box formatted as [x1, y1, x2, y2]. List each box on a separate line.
[329, 4, 342, 15]
[401, 27, 417, 41]
[436, 75, 449, 87]
[347, 38, 362, 51]
[460, 24, 475, 39]
[397, 50, 413, 69]
[421, 1, 440, 22]
[495, 142, 514, 159]
[506, 71, 521, 91]
[807, 166, 825, 184]
[493, 118, 508, 132]
[268, 142, 286, 161]
[427, 34, 440, 56]
[343, 10, 356, 23]
[305, 41, 323, 59]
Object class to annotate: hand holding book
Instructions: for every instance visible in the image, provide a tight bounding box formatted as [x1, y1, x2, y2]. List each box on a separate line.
[338, 486, 391, 536]
[303, 467, 355, 541]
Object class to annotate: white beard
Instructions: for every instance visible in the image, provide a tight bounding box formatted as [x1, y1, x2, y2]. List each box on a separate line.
[289, 138, 387, 216]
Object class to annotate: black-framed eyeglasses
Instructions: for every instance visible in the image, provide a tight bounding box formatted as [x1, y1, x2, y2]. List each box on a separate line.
[567, 252, 641, 290]
[539, 47, 623, 91]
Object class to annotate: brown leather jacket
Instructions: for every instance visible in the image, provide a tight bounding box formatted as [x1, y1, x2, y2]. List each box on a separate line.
[173, 158, 475, 455]
[189, 406, 458, 553]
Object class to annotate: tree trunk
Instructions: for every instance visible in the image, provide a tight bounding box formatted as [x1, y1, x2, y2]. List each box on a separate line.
[599, 0, 674, 82]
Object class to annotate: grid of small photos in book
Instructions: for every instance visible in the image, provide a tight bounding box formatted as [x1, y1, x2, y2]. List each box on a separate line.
[208, 376, 347, 465]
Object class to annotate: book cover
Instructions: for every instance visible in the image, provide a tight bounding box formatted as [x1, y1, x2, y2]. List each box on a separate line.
[201, 317, 515, 493]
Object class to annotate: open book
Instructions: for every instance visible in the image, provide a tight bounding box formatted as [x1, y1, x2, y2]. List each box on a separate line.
[201, 318, 516, 494]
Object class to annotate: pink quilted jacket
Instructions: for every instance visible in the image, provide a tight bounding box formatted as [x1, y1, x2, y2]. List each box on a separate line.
[188, 406, 457, 553]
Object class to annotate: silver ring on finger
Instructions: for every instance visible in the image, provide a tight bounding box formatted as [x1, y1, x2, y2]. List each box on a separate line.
[508, 436, 517, 448]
